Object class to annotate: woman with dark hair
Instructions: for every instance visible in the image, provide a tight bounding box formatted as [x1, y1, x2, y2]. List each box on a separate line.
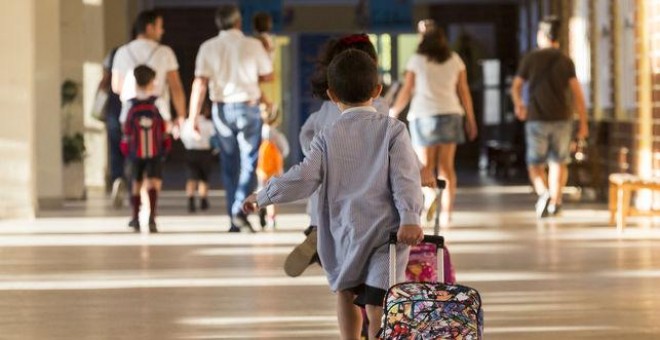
[390, 27, 478, 227]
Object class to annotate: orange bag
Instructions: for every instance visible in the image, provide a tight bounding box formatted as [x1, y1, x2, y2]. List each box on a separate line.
[257, 139, 283, 181]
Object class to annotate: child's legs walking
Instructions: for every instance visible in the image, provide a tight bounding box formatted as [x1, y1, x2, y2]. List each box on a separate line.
[131, 180, 143, 220]
[186, 180, 198, 197]
[365, 304, 383, 340]
[337, 290, 362, 340]
[145, 178, 162, 220]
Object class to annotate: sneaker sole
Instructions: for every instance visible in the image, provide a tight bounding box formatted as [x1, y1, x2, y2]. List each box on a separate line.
[111, 180, 125, 209]
[284, 230, 317, 277]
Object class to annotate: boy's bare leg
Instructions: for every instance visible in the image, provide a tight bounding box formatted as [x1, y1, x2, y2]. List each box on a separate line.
[198, 181, 209, 197]
[186, 180, 197, 197]
[337, 290, 362, 340]
[365, 304, 384, 340]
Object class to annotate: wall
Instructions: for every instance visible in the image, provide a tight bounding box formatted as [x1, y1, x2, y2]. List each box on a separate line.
[0, 0, 62, 218]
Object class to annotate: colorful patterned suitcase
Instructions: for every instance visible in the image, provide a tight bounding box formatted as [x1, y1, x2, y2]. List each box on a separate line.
[380, 233, 484, 339]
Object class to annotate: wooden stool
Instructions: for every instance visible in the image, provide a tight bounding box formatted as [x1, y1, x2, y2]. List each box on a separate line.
[608, 173, 660, 232]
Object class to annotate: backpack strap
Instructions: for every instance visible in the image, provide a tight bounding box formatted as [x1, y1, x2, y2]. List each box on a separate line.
[126, 43, 161, 65]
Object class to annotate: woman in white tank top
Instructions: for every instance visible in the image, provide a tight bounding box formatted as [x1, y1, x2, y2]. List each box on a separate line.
[390, 26, 478, 227]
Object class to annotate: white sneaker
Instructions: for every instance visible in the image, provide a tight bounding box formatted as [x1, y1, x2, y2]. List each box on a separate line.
[111, 178, 126, 209]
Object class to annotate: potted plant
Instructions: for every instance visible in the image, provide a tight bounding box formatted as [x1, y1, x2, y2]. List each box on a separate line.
[61, 79, 86, 199]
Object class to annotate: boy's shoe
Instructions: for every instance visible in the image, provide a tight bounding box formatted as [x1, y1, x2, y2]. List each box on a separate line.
[232, 212, 256, 233]
[228, 226, 241, 233]
[148, 218, 158, 233]
[128, 218, 140, 232]
[111, 179, 126, 209]
[535, 192, 551, 219]
[188, 197, 196, 213]
[548, 204, 562, 217]
[200, 198, 209, 211]
[258, 208, 267, 229]
[284, 228, 318, 277]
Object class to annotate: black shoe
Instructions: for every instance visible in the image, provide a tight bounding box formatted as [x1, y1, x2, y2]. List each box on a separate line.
[148, 218, 158, 233]
[200, 198, 209, 211]
[228, 226, 241, 233]
[258, 208, 267, 229]
[232, 212, 256, 233]
[128, 218, 140, 232]
[188, 197, 196, 213]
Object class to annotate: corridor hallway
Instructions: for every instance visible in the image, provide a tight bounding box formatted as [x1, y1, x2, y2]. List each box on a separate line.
[1, 185, 660, 339]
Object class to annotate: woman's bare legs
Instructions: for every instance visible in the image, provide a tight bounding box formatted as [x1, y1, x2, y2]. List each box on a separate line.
[337, 290, 362, 340]
[436, 143, 457, 226]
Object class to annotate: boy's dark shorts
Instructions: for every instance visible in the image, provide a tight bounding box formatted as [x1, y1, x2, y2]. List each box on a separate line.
[131, 158, 163, 181]
[349, 284, 387, 307]
[185, 150, 213, 182]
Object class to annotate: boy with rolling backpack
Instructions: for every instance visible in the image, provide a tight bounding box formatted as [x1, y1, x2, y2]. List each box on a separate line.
[379, 179, 484, 339]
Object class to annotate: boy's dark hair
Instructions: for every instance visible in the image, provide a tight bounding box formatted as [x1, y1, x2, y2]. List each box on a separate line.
[539, 16, 561, 42]
[134, 10, 162, 35]
[215, 5, 241, 31]
[134, 65, 156, 88]
[253, 12, 272, 33]
[327, 49, 379, 105]
[311, 34, 377, 100]
[417, 27, 451, 64]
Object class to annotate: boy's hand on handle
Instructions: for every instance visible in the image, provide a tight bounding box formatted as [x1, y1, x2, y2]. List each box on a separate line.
[397, 225, 424, 246]
[242, 193, 259, 214]
[420, 166, 436, 188]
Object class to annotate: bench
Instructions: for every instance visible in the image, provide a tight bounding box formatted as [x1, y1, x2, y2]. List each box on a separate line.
[608, 173, 660, 232]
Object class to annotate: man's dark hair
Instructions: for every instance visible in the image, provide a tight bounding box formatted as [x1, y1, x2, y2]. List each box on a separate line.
[215, 5, 241, 30]
[327, 49, 379, 105]
[134, 65, 156, 88]
[417, 27, 451, 63]
[539, 16, 561, 42]
[311, 34, 377, 100]
[253, 12, 272, 33]
[134, 10, 162, 35]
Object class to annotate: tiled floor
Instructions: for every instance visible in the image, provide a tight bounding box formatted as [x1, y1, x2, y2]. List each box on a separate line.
[2, 185, 660, 339]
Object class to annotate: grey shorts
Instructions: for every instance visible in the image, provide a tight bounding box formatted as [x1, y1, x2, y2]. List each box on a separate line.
[409, 114, 465, 147]
[525, 120, 573, 165]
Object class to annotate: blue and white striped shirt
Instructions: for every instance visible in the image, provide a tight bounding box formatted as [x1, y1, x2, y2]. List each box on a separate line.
[258, 106, 422, 291]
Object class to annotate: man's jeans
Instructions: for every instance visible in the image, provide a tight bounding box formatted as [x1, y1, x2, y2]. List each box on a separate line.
[212, 102, 262, 221]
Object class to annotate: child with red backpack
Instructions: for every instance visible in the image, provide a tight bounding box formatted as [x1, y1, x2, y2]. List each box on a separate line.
[120, 65, 171, 233]
[256, 106, 289, 230]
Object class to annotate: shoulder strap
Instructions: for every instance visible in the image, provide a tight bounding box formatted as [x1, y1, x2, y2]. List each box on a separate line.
[126, 43, 161, 65]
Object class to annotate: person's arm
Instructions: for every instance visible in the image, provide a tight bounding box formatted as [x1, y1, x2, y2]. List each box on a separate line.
[274, 128, 290, 158]
[389, 71, 414, 119]
[299, 113, 318, 157]
[389, 122, 424, 245]
[569, 77, 589, 139]
[98, 69, 112, 92]
[457, 70, 477, 141]
[244, 133, 325, 211]
[188, 77, 209, 126]
[167, 70, 187, 124]
[511, 76, 527, 121]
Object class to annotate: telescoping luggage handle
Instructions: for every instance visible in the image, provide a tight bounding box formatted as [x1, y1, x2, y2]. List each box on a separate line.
[434, 179, 446, 236]
[388, 232, 444, 286]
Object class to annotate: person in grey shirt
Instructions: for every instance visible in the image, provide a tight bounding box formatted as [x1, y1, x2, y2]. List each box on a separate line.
[511, 16, 588, 218]
[244, 49, 423, 339]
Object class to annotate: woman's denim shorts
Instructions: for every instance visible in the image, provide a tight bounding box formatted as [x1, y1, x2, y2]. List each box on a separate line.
[409, 114, 465, 147]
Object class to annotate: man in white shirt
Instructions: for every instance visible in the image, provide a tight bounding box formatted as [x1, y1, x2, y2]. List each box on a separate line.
[188, 4, 273, 233]
[111, 10, 186, 127]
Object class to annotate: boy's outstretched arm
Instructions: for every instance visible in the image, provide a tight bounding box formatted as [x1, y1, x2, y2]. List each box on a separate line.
[389, 122, 424, 245]
[244, 135, 325, 213]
